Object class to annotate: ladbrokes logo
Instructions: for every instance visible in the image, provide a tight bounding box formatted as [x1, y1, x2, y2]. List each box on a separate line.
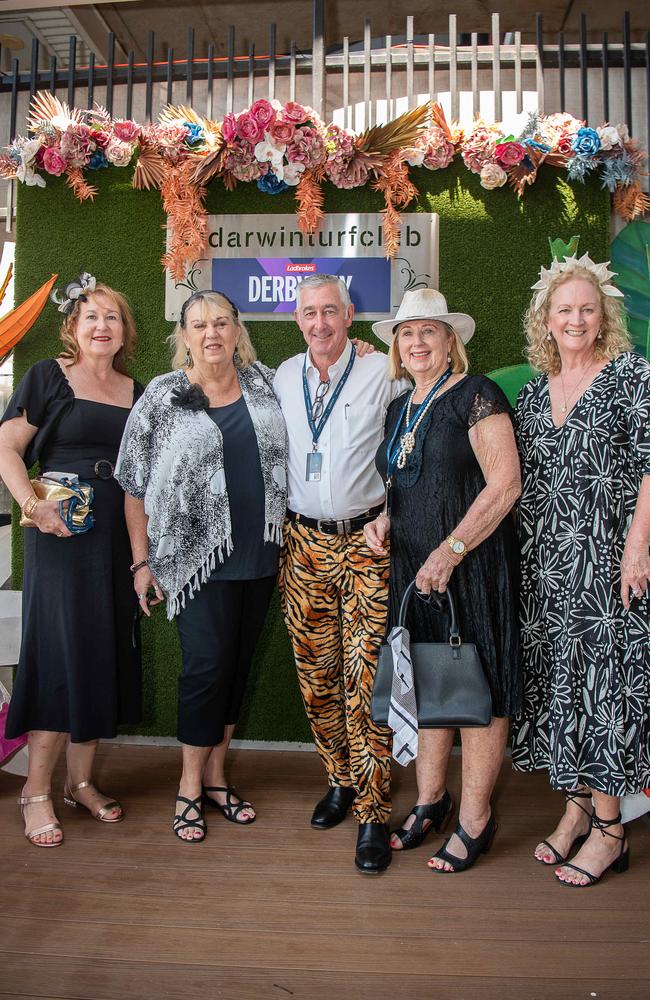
[285, 263, 317, 273]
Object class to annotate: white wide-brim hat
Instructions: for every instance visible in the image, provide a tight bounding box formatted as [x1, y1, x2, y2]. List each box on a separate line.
[372, 288, 476, 346]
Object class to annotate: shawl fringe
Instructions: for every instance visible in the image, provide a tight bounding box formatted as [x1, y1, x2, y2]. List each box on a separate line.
[167, 535, 233, 619]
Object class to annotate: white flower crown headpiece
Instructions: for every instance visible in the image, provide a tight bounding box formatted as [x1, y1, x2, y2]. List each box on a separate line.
[50, 271, 97, 315]
[531, 253, 624, 312]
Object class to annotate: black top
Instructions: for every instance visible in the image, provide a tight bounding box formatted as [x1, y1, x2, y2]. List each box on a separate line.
[376, 374, 522, 717]
[1, 358, 143, 470]
[206, 395, 279, 581]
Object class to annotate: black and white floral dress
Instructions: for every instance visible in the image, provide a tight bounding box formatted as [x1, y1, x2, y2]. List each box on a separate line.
[511, 352, 650, 796]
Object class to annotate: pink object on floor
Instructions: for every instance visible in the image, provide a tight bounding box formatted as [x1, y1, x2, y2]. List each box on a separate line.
[0, 701, 27, 765]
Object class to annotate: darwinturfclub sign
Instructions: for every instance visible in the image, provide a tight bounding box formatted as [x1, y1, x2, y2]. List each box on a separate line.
[165, 213, 438, 322]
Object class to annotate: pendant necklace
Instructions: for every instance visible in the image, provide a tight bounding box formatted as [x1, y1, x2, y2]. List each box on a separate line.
[559, 359, 595, 413]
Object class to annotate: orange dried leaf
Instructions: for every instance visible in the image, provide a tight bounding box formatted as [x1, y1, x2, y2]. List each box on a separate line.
[132, 145, 167, 191]
[65, 168, 97, 202]
[295, 170, 325, 234]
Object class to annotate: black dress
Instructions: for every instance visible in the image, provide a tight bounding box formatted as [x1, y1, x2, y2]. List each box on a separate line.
[2, 358, 143, 742]
[376, 375, 522, 718]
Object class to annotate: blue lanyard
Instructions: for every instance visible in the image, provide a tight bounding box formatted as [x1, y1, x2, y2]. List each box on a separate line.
[385, 368, 452, 476]
[302, 343, 356, 447]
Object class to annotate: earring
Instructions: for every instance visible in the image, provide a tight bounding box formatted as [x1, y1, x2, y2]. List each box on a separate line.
[546, 332, 552, 341]
[597, 329, 602, 339]
[185, 348, 193, 368]
[233, 347, 241, 366]
[447, 353, 452, 364]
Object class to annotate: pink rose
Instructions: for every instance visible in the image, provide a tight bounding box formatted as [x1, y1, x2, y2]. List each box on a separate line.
[42, 146, 67, 176]
[222, 113, 238, 143]
[236, 112, 263, 143]
[104, 138, 134, 167]
[269, 120, 295, 144]
[249, 99, 275, 129]
[113, 119, 140, 143]
[494, 141, 526, 167]
[283, 102, 309, 125]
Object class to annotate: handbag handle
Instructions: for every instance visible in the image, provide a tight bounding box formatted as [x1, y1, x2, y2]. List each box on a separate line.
[397, 579, 461, 647]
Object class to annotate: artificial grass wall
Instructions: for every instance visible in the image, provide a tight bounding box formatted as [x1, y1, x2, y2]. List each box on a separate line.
[12, 162, 610, 740]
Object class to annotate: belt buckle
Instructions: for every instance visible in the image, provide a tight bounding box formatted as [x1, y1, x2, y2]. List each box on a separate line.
[337, 519, 352, 534]
[94, 459, 114, 480]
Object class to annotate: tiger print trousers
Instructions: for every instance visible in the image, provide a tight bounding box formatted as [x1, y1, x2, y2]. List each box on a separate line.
[279, 520, 392, 823]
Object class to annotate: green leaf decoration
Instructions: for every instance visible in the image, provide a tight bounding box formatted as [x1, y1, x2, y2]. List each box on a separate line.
[549, 235, 580, 262]
[487, 363, 537, 406]
[611, 220, 650, 359]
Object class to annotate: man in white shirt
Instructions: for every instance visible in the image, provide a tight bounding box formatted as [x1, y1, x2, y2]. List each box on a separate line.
[274, 274, 408, 874]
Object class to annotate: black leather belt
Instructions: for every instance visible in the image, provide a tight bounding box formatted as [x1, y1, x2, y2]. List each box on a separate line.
[56, 459, 115, 481]
[287, 503, 384, 535]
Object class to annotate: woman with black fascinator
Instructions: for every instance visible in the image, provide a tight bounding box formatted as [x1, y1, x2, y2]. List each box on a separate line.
[116, 290, 287, 843]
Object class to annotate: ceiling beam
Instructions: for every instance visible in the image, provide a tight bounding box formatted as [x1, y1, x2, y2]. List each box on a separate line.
[7, 1, 137, 10]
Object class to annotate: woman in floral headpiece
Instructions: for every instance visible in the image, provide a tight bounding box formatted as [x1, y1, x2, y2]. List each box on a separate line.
[0, 274, 143, 847]
[512, 251, 650, 887]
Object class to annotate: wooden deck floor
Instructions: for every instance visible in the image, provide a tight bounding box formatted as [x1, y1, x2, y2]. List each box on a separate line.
[1, 744, 649, 1000]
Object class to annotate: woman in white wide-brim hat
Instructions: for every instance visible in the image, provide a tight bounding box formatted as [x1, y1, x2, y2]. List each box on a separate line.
[365, 287, 523, 873]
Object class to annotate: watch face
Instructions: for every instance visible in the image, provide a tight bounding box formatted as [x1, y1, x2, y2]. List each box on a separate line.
[451, 540, 465, 554]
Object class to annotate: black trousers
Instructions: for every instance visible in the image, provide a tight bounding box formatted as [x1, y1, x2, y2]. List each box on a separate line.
[175, 575, 276, 747]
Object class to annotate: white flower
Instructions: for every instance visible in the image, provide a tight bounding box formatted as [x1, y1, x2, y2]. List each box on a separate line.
[596, 125, 621, 150]
[282, 161, 305, 186]
[254, 133, 286, 166]
[15, 139, 46, 187]
[479, 162, 507, 190]
[51, 113, 75, 132]
[17, 163, 46, 188]
[403, 147, 425, 167]
[615, 123, 630, 143]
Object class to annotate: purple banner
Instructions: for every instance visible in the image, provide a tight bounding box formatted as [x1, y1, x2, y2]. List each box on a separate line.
[211, 256, 391, 313]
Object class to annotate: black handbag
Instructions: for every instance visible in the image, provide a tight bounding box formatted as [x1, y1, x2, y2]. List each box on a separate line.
[371, 580, 492, 728]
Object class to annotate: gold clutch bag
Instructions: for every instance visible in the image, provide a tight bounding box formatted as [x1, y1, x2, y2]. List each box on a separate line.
[20, 473, 94, 533]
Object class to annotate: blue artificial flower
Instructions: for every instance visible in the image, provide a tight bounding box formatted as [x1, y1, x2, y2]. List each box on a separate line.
[183, 121, 204, 146]
[566, 155, 598, 183]
[523, 138, 551, 154]
[256, 171, 289, 195]
[571, 127, 601, 157]
[87, 149, 109, 170]
[599, 150, 635, 192]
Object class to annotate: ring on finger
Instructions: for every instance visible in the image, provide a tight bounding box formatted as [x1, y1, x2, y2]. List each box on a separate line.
[137, 592, 148, 600]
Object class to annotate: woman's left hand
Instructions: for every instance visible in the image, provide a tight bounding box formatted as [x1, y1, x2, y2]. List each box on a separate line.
[620, 541, 650, 609]
[350, 338, 376, 358]
[416, 543, 460, 595]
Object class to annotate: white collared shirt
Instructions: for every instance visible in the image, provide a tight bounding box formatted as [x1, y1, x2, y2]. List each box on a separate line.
[273, 340, 409, 520]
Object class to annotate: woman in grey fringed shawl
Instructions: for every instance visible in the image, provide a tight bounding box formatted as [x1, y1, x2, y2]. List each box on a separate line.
[116, 291, 287, 843]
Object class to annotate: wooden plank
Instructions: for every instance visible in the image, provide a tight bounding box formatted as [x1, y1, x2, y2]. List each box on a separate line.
[2, 963, 649, 1000]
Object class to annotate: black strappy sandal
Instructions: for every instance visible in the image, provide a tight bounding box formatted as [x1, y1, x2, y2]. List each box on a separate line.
[391, 790, 453, 851]
[536, 788, 592, 865]
[202, 785, 256, 824]
[555, 811, 629, 888]
[427, 814, 497, 873]
[173, 793, 206, 843]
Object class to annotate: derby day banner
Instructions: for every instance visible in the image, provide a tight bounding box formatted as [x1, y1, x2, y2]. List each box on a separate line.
[7, 94, 617, 741]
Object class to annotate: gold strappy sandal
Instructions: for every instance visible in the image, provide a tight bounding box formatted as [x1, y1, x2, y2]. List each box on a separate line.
[63, 779, 124, 823]
[18, 792, 64, 848]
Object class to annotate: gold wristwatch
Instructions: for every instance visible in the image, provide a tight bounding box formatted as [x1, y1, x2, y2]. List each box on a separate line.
[446, 535, 468, 558]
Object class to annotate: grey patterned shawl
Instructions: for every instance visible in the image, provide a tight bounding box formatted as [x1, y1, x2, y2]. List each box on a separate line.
[115, 364, 287, 618]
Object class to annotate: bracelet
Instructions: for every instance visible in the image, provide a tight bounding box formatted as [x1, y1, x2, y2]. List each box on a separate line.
[130, 559, 149, 575]
[21, 494, 39, 520]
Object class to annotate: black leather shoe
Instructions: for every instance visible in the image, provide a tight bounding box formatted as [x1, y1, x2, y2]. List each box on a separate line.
[310, 785, 356, 829]
[355, 822, 392, 874]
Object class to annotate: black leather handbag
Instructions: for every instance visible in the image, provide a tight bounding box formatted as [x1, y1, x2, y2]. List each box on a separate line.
[371, 580, 492, 728]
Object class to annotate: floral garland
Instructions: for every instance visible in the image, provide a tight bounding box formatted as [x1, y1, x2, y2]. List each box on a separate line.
[1, 92, 647, 279]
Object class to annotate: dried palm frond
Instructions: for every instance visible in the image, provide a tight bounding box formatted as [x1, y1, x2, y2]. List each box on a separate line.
[614, 181, 650, 221]
[429, 102, 453, 141]
[295, 169, 325, 234]
[65, 168, 97, 203]
[192, 145, 226, 186]
[27, 91, 83, 133]
[507, 144, 548, 197]
[356, 103, 431, 156]
[159, 104, 204, 127]
[132, 144, 167, 191]
[88, 103, 112, 126]
[371, 151, 419, 258]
